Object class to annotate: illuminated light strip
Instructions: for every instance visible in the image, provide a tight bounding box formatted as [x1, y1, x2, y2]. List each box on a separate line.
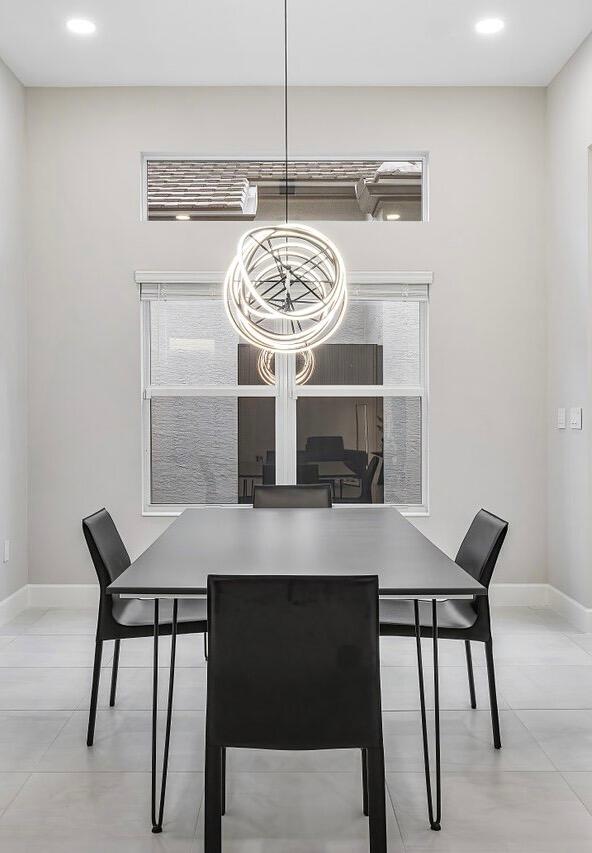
[224, 223, 347, 354]
[257, 348, 316, 385]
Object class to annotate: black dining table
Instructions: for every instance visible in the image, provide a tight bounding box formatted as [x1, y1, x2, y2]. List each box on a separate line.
[108, 506, 486, 833]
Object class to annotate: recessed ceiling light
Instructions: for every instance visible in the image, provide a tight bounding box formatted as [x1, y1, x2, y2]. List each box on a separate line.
[386, 213, 401, 221]
[475, 17, 505, 35]
[66, 18, 96, 36]
[175, 214, 191, 221]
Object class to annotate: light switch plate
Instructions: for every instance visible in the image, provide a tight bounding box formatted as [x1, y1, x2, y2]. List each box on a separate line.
[569, 407, 583, 430]
[557, 408, 566, 429]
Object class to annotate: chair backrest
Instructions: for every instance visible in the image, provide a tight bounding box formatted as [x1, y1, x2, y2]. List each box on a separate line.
[455, 509, 508, 588]
[206, 575, 382, 750]
[82, 508, 131, 591]
[305, 435, 345, 461]
[360, 455, 381, 501]
[252, 484, 332, 508]
[343, 448, 368, 477]
[262, 462, 275, 485]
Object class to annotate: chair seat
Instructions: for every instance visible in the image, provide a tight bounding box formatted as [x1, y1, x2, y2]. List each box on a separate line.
[379, 598, 478, 637]
[112, 596, 207, 628]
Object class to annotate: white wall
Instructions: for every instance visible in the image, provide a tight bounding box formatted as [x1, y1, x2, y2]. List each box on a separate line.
[0, 58, 27, 600]
[25, 85, 547, 586]
[546, 33, 592, 607]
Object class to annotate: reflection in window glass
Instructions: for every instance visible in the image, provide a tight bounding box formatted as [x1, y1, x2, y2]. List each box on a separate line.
[150, 300, 238, 385]
[310, 301, 420, 386]
[238, 398, 275, 501]
[297, 396, 422, 505]
[150, 397, 274, 504]
[238, 343, 270, 386]
[297, 397, 384, 504]
[383, 397, 422, 505]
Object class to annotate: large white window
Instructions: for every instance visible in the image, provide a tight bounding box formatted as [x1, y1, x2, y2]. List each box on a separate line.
[139, 273, 430, 515]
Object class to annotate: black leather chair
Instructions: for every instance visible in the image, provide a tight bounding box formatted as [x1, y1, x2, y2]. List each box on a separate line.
[82, 508, 207, 746]
[252, 483, 332, 508]
[205, 576, 386, 852]
[340, 455, 381, 504]
[379, 509, 508, 747]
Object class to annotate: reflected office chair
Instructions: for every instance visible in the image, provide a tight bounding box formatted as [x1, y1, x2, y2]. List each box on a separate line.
[204, 576, 386, 853]
[82, 508, 207, 746]
[379, 509, 508, 747]
[252, 483, 332, 508]
[340, 455, 381, 504]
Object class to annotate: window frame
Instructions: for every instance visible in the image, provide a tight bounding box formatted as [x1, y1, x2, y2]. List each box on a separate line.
[140, 152, 430, 223]
[139, 270, 431, 516]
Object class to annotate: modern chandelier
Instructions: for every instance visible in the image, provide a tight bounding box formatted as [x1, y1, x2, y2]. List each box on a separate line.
[223, 0, 347, 355]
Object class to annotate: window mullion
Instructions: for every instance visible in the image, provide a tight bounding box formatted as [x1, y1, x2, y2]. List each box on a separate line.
[275, 353, 297, 484]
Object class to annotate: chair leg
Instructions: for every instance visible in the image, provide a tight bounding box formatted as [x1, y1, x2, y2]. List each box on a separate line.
[361, 748, 369, 816]
[109, 639, 120, 707]
[485, 637, 502, 749]
[205, 743, 223, 853]
[221, 747, 226, 816]
[366, 746, 387, 853]
[465, 640, 477, 709]
[86, 639, 103, 746]
[203, 631, 208, 662]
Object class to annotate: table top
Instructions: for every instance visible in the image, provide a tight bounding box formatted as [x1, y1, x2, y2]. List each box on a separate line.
[108, 507, 486, 599]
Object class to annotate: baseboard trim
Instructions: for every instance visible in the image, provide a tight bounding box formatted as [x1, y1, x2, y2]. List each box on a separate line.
[547, 585, 592, 633]
[0, 585, 29, 627]
[27, 584, 99, 609]
[0, 582, 589, 631]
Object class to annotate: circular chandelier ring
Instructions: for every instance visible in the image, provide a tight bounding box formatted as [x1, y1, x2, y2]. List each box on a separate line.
[224, 223, 347, 354]
[236, 225, 344, 321]
[257, 348, 316, 385]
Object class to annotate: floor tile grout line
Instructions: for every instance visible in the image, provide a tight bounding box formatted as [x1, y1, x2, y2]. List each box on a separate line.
[558, 770, 592, 818]
[193, 774, 205, 840]
[7, 704, 592, 712]
[3, 770, 201, 774]
[493, 709, 565, 772]
[28, 708, 78, 772]
[384, 773, 407, 849]
[194, 788, 204, 838]
[512, 708, 592, 774]
[0, 772, 33, 824]
[0, 767, 569, 774]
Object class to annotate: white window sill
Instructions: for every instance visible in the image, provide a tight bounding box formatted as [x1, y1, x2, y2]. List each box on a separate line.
[142, 504, 429, 518]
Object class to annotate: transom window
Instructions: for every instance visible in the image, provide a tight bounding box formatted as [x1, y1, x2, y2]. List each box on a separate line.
[143, 155, 428, 222]
[140, 274, 429, 514]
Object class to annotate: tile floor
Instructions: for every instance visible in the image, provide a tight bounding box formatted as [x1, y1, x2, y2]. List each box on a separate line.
[1, 606, 592, 850]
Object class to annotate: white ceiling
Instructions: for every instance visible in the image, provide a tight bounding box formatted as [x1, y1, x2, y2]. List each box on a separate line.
[0, 0, 590, 87]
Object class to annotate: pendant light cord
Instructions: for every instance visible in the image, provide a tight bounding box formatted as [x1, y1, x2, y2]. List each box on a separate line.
[284, 0, 289, 224]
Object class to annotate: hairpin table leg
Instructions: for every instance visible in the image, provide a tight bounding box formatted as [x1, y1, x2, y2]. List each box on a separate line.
[414, 598, 442, 831]
[152, 598, 179, 833]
